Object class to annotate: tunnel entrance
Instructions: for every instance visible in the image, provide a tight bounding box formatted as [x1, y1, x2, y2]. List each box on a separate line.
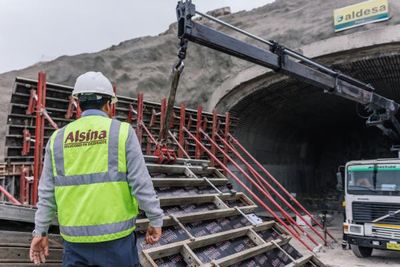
[225, 52, 400, 209]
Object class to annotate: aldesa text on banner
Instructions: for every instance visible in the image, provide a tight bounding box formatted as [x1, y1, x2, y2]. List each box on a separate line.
[334, 0, 390, 32]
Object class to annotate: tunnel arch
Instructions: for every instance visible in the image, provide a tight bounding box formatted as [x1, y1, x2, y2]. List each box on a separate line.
[209, 27, 400, 203]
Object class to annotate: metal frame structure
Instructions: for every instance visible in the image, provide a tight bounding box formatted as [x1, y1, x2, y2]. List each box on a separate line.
[1, 74, 334, 256]
[176, 0, 400, 140]
[24, 73, 59, 205]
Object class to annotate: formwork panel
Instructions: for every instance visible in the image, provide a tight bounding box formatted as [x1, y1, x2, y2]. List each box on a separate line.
[0, 77, 325, 267]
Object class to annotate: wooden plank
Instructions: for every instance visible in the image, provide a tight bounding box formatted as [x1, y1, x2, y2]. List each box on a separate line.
[139, 251, 158, 267]
[213, 237, 290, 267]
[0, 231, 62, 248]
[136, 205, 257, 231]
[159, 193, 252, 208]
[176, 206, 257, 224]
[146, 242, 185, 259]
[0, 247, 63, 263]
[160, 194, 217, 206]
[181, 244, 202, 267]
[271, 240, 296, 263]
[247, 229, 266, 246]
[286, 254, 313, 267]
[146, 163, 218, 176]
[212, 242, 275, 267]
[308, 255, 326, 267]
[0, 203, 36, 223]
[170, 214, 195, 241]
[184, 166, 199, 178]
[143, 226, 253, 257]
[214, 196, 229, 209]
[188, 226, 252, 250]
[253, 221, 276, 232]
[152, 178, 228, 187]
[0, 203, 59, 225]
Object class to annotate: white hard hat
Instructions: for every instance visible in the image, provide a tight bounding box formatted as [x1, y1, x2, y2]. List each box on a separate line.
[72, 71, 118, 103]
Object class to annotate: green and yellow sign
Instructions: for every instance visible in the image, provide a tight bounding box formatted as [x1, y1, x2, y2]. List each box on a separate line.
[334, 0, 390, 32]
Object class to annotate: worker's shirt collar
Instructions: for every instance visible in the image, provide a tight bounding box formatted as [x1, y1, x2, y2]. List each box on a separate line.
[81, 109, 109, 118]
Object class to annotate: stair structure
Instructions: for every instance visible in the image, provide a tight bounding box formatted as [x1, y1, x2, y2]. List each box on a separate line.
[0, 73, 328, 266]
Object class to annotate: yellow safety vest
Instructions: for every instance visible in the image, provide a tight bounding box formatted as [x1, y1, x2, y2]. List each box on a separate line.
[50, 115, 138, 243]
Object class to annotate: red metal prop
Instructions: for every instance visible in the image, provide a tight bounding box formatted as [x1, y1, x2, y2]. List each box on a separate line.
[0, 186, 22, 205]
[21, 129, 31, 156]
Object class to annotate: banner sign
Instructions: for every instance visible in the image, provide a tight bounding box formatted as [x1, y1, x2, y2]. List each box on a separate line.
[334, 0, 390, 32]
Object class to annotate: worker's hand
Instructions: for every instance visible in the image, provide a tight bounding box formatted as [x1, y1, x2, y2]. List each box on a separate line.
[29, 236, 49, 265]
[145, 225, 162, 245]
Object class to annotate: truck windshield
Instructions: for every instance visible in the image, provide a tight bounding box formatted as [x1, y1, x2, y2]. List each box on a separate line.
[347, 164, 400, 195]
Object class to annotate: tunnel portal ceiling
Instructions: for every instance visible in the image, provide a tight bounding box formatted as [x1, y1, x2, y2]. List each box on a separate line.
[228, 52, 399, 199]
[231, 53, 400, 137]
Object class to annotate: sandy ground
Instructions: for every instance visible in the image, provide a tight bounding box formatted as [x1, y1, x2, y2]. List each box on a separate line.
[292, 213, 400, 267]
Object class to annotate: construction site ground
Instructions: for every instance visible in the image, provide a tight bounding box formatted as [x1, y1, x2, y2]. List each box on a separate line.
[293, 213, 400, 267]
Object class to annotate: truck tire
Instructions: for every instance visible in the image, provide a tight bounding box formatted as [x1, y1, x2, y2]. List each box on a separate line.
[351, 245, 373, 258]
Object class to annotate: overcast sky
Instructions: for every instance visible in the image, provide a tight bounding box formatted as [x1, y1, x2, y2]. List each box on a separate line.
[0, 0, 273, 74]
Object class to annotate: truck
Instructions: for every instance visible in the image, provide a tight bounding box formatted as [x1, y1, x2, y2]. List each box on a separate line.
[342, 159, 400, 257]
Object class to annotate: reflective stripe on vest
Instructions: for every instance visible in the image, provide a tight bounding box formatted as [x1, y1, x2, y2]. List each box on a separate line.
[60, 217, 136, 236]
[51, 116, 138, 243]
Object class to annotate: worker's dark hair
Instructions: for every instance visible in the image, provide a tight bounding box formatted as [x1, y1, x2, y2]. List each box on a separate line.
[78, 94, 111, 111]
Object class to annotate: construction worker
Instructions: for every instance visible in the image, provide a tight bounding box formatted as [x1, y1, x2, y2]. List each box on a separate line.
[29, 72, 164, 266]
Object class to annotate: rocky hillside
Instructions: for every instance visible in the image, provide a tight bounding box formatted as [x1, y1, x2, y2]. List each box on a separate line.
[0, 0, 399, 132]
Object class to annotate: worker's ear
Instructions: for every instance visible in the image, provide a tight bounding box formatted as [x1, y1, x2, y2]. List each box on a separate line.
[102, 101, 112, 118]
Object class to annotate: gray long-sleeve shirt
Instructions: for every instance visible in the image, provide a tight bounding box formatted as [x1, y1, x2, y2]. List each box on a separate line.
[34, 109, 164, 233]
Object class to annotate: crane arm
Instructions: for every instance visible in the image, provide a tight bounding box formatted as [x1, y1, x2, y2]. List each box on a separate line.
[176, 0, 400, 140]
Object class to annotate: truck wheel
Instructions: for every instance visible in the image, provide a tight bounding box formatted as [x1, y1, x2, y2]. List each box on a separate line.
[351, 245, 373, 258]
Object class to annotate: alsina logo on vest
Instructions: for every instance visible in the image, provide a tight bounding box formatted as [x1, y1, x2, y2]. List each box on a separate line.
[64, 130, 107, 148]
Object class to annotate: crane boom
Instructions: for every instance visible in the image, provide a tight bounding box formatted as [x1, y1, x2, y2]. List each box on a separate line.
[176, 0, 400, 140]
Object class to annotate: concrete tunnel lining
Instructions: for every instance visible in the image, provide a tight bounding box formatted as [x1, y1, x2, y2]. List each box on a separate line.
[216, 48, 400, 208]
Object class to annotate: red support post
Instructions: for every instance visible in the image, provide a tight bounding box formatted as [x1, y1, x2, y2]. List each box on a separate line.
[159, 98, 167, 139]
[223, 112, 230, 168]
[19, 166, 30, 204]
[21, 129, 31, 156]
[136, 93, 144, 146]
[26, 89, 37, 115]
[211, 110, 218, 166]
[32, 72, 46, 206]
[195, 106, 203, 159]
[178, 103, 186, 158]
[228, 133, 337, 242]
[183, 127, 313, 252]
[65, 96, 81, 119]
[127, 104, 135, 124]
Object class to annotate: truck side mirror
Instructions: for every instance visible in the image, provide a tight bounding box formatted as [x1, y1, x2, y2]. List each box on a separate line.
[336, 171, 343, 191]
